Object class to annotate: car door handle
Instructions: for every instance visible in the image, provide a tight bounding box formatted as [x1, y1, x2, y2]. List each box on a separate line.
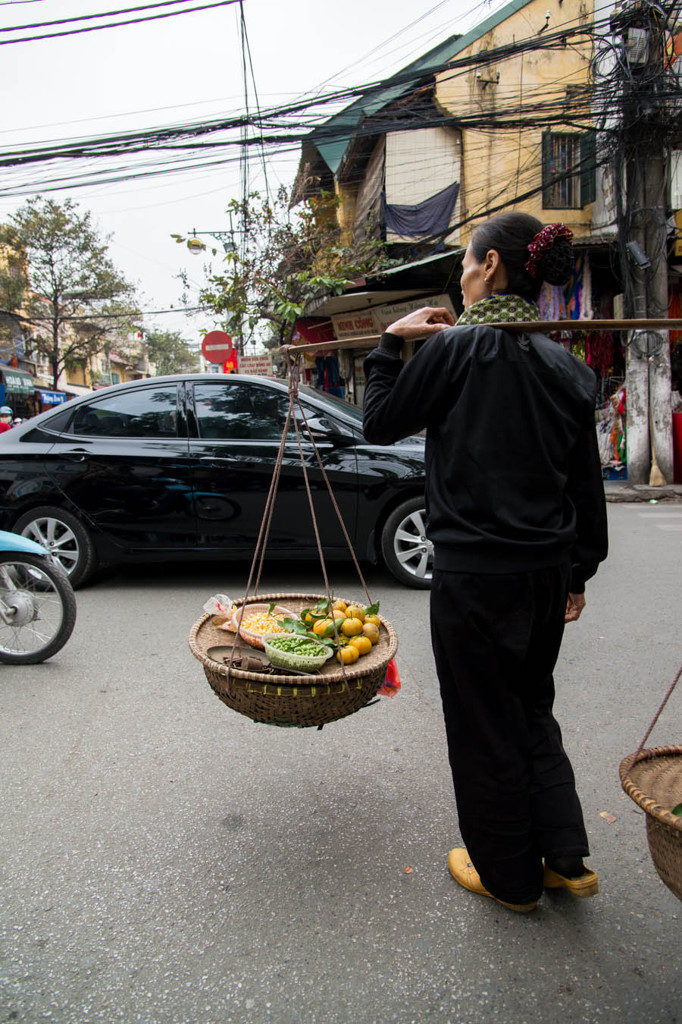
[62, 449, 88, 462]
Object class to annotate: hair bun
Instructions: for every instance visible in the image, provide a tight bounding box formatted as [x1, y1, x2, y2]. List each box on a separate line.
[525, 223, 574, 286]
[537, 237, 574, 286]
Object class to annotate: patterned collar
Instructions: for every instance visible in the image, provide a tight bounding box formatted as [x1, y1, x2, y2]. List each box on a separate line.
[456, 293, 540, 326]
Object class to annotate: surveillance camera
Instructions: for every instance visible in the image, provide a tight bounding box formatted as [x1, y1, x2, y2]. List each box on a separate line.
[626, 240, 652, 269]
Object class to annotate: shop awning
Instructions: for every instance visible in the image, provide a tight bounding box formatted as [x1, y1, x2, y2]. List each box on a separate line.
[2, 368, 35, 396]
[306, 288, 426, 317]
[62, 384, 92, 397]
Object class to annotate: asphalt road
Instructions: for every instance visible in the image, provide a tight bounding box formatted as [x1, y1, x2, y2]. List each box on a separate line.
[1, 503, 682, 1024]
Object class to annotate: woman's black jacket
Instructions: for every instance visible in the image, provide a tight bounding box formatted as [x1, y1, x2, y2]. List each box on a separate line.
[363, 325, 608, 593]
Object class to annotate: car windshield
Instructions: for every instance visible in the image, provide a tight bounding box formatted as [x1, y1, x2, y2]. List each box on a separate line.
[298, 385, 364, 424]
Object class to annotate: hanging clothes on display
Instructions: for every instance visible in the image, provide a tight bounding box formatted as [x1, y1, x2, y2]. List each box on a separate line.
[564, 253, 593, 363]
[597, 386, 626, 474]
[538, 282, 570, 347]
[315, 355, 345, 398]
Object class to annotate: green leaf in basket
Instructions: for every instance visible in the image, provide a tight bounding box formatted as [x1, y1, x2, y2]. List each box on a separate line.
[268, 602, 276, 615]
[671, 803, 682, 817]
[366, 601, 380, 615]
[281, 617, 307, 635]
[300, 606, 325, 626]
[314, 635, 335, 648]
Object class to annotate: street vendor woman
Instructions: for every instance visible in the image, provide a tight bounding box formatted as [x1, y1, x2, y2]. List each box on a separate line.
[363, 211, 609, 913]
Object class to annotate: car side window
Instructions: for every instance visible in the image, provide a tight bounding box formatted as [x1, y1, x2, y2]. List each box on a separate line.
[193, 383, 286, 440]
[72, 387, 178, 438]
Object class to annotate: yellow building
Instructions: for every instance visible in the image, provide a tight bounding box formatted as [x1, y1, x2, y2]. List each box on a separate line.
[434, 0, 596, 247]
[296, 0, 598, 253]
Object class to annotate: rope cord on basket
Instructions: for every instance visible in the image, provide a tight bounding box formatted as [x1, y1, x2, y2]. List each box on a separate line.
[293, 394, 373, 605]
[228, 410, 293, 675]
[284, 352, 373, 597]
[281, 350, 377, 681]
[285, 356, 353, 690]
[229, 351, 379, 687]
[627, 663, 682, 771]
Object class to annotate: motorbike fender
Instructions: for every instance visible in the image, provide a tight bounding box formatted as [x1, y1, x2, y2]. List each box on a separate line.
[0, 529, 49, 557]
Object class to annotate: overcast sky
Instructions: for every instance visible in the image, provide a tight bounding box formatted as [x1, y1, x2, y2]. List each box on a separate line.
[0, 0, 505, 343]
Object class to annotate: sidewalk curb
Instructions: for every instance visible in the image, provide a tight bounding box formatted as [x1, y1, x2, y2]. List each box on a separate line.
[604, 482, 682, 502]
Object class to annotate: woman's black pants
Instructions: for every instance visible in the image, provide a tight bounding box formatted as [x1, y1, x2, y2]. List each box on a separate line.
[430, 563, 589, 906]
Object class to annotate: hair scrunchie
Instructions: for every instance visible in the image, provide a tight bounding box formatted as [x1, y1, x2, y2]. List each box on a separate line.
[525, 223, 574, 278]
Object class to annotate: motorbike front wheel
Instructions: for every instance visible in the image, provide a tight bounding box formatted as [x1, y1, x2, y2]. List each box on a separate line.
[0, 553, 77, 664]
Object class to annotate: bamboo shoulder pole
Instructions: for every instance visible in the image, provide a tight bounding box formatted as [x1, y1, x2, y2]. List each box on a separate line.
[280, 319, 682, 357]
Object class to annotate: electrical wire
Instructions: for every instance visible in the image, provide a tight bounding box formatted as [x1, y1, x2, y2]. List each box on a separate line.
[0, 0, 240, 45]
[0, 16, 614, 184]
[0, 0, 205, 31]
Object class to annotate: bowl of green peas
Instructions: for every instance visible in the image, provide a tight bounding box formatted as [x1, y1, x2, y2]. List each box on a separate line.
[262, 632, 334, 673]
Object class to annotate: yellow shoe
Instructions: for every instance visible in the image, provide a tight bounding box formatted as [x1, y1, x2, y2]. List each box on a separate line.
[543, 862, 599, 897]
[447, 848, 537, 913]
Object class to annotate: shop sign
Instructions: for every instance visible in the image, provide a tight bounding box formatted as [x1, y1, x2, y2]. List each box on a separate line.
[2, 369, 35, 395]
[371, 294, 456, 334]
[331, 312, 376, 340]
[239, 354, 273, 376]
[331, 294, 456, 342]
[39, 390, 68, 405]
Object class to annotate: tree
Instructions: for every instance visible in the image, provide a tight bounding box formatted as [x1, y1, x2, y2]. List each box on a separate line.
[0, 236, 28, 314]
[0, 198, 138, 389]
[143, 328, 199, 375]
[176, 186, 396, 350]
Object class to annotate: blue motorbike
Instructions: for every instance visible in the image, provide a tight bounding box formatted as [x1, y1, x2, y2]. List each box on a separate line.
[0, 530, 76, 664]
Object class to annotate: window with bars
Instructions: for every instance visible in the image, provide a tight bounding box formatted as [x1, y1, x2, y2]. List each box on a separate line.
[542, 131, 596, 210]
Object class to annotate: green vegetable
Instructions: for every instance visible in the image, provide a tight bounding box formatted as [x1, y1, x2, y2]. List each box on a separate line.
[671, 803, 682, 818]
[266, 635, 327, 657]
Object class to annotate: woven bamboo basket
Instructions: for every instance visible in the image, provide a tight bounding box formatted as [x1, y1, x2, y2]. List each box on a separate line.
[619, 746, 682, 902]
[189, 593, 399, 728]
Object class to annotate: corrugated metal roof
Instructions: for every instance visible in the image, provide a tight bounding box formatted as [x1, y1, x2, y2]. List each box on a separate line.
[306, 288, 427, 317]
[366, 248, 464, 280]
[311, 33, 464, 175]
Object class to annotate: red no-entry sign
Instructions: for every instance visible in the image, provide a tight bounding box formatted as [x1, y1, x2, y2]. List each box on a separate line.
[201, 330, 234, 364]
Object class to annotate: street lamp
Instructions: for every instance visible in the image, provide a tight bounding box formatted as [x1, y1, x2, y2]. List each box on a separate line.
[185, 221, 238, 256]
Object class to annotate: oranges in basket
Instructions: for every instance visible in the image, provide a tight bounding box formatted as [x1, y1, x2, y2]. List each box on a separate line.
[274, 596, 382, 668]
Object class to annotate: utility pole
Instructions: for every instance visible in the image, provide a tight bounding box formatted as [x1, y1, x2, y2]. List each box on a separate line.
[609, 0, 677, 484]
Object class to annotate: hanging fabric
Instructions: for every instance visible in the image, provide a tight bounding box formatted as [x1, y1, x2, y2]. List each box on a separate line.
[383, 181, 460, 244]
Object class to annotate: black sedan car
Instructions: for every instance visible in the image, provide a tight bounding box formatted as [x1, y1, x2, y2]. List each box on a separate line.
[0, 374, 432, 589]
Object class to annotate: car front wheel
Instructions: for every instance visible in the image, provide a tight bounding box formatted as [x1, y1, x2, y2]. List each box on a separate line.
[381, 497, 433, 589]
[14, 506, 97, 589]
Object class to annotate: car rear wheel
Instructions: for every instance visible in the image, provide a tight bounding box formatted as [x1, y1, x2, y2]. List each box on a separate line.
[381, 497, 433, 589]
[14, 506, 97, 589]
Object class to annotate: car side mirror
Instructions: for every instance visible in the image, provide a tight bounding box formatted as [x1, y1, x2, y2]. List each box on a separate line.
[303, 415, 353, 444]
